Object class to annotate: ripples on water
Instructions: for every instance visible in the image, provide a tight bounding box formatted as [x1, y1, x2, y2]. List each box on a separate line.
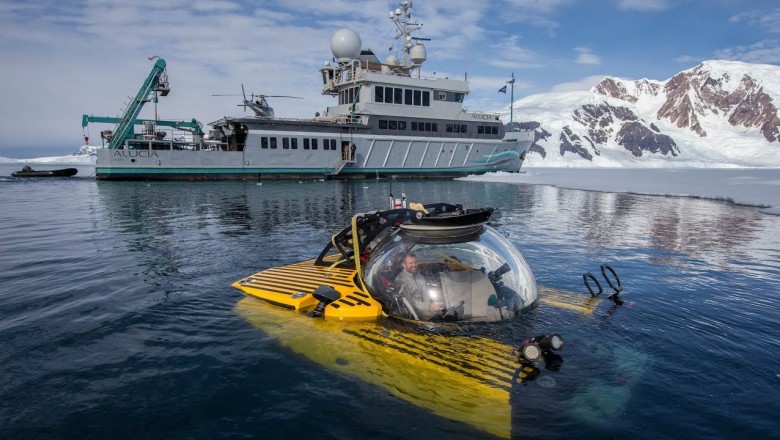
[1, 173, 779, 439]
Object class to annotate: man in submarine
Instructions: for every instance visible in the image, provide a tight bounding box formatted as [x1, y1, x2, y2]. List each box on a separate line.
[394, 252, 447, 319]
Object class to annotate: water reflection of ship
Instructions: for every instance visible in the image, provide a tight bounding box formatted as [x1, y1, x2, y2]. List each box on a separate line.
[95, 181, 359, 239]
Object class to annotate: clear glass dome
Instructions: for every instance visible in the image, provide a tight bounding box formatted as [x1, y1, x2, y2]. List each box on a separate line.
[363, 225, 538, 322]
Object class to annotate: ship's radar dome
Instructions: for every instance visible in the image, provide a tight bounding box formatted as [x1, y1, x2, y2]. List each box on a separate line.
[410, 43, 427, 64]
[330, 29, 362, 62]
[385, 55, 400, 65]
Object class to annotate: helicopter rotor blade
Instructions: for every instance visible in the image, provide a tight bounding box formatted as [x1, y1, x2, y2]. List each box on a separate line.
[260, 95, 304, 99]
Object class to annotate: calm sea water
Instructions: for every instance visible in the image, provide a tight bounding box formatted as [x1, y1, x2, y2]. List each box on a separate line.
[1, 165, 779, 439]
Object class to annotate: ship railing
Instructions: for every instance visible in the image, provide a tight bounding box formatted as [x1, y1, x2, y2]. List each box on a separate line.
[330, 60, 441, 88]
[119, 127, 227, 151]
[122, 137, 227, 151]
[332, 114, 367, 125]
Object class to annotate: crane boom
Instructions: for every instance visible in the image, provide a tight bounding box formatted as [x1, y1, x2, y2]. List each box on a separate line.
[81, 115, 203, 134]
[109, 59, 169, 149]
[82, 58, 205, 147]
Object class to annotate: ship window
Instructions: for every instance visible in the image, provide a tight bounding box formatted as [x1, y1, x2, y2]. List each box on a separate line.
[312, 139, 318, 150]
[283, 138, 289, 149]
[292, 138, 298, 149]
[394, 88, 402, 104]
[375, 86, 384, 103]
[437, 91, 446, 100]
[384, 87, 393, 103]
[492, 126, 498, 134]
[389, 120, 397, 130]
[270, 137, 277, 149]
[432, 123, 437, 132]
[461, 124, 467, 133]
[379, 120, 388, 129]
[261, 137, 268, 149]
[413, 90, 421, 106]
[348, 88, 354, 104]
[422, 91, 430, 106]
[304, 138, 310, 150]
[405, 89, 412, 105]
[455, 93, 464, 102]
[425, 122, 432, 131]
[478, 126, 484, 134]
[398, 121, 406, 130]
[411, 121, 417, 131]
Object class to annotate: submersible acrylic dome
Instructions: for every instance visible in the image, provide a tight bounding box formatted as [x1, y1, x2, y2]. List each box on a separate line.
[362, 225, 539, 322]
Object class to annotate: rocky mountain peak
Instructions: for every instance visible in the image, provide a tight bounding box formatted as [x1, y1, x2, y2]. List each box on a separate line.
[511, 60, 780, 167]
[656, 61, 779, 142]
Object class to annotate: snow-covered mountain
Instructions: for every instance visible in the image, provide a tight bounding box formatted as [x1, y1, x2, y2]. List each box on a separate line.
[0, 145, 95, 165]
[507, 60, 780, 167]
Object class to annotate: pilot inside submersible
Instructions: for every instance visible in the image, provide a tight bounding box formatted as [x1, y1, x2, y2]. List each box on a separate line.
[362, 222, 539, 322]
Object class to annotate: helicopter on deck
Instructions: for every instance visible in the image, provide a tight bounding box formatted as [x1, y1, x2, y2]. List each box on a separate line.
[212, 84, 302, 118]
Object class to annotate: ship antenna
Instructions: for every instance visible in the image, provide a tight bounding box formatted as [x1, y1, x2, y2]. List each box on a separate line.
[464, 34, 468, 82]
[507, 72, 516, 132]
[389, 1, 425, 73]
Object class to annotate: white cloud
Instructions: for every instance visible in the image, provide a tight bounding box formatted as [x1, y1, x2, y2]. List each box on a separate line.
[485, 35, 542, 69]
[549, 75, 607, 92]
[617, 0, 670, 12]
[714, 39, 780, 64]
[674, 55, 702, 64]
[730, 8, 780, 33]
[500, 0, 573, 36]
[504, 0, 573, 15]
[575, 47, 601, 65]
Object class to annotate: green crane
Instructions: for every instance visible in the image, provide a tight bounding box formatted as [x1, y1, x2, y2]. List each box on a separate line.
[82, 58, 203, 148]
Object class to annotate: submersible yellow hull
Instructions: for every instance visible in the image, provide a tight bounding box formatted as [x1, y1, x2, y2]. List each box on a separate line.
[233, 258, 521, 437]
[235, 297, 533, 438]
[233, 258, 600, 438]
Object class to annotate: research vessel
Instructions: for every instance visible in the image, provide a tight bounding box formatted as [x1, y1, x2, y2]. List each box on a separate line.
[83, 2, 533, 180]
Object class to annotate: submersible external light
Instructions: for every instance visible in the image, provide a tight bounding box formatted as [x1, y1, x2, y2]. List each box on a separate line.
[518, 334, 565, 363]
[537, 334, 564, 351]
[520, 342, 543, 362]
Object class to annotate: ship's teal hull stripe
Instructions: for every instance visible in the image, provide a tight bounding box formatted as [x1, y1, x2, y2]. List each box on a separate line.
[96, 165, 519, 175]
[96, 168, 332, 174]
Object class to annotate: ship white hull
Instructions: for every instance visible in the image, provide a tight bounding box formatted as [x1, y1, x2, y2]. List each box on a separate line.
[95, 131, 533, 180]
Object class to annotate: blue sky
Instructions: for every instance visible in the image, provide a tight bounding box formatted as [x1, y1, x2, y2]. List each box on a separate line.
[1, 0, 778, 158]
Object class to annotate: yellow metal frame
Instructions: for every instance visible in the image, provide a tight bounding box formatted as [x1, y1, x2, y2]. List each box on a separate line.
[232, 257, 383, 321]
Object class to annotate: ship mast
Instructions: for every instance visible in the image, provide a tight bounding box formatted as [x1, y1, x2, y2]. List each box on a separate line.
[389, 2, 428, 76]
[507, 72, 515, 132]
